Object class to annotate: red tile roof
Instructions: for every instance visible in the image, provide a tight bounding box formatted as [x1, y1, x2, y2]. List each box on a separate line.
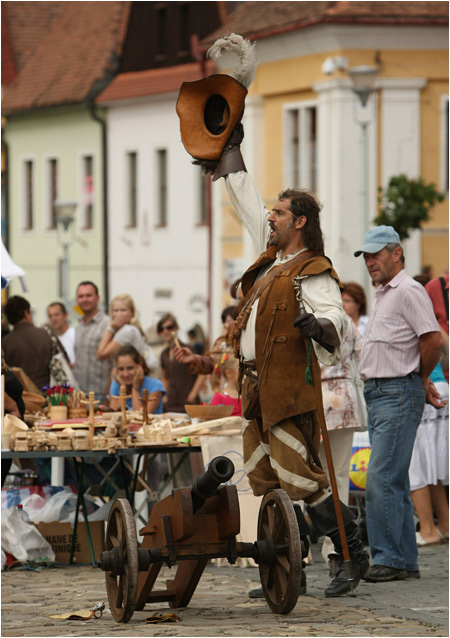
[3, 1, 131, 115]
[96, 61, 216, 103]
[2, 2, 66, 77]
[203, 1, 449, 44]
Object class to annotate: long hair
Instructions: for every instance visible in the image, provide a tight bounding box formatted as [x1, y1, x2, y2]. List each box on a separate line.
[109, 293, 145, 336]
[278, 189, 324, 254]
[157, 313, 179, 334]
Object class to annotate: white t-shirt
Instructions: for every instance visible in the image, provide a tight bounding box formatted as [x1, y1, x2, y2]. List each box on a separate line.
[58, 326, 76, 363]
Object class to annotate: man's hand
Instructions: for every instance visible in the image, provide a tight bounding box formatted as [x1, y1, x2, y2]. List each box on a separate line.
[294, 313, 322, 341]
[213, 122, 246, 181]
[173, 346, 197, 366]
[423, 378, 448, 409]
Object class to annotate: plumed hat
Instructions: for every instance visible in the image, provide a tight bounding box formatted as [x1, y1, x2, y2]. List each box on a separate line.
[176, 75, 247, 161]
[176, 34, 258, 161]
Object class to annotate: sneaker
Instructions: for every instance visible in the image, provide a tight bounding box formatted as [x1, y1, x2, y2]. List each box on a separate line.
[364, 565, 407, 582]
[406, 570, 420, 579]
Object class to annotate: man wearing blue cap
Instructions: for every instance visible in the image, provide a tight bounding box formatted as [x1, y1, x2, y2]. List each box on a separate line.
[355, 225, 445, 582]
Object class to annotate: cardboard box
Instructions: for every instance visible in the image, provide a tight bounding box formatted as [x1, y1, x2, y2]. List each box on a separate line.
[37, 520, 104, 563]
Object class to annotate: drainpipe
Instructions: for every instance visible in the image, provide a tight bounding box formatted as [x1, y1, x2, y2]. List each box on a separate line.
[191, 33, 213, 347]
[1, 132, 10, 250]
[88, 102, 109, 307]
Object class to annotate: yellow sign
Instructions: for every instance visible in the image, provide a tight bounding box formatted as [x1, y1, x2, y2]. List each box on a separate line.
[349, 446, 371, 491]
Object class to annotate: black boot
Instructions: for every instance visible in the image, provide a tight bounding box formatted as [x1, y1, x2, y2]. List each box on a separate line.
[306, 495, 369, 597]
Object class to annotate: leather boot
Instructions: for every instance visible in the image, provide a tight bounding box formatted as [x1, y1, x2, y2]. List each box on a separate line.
[306, 495, 369, 597]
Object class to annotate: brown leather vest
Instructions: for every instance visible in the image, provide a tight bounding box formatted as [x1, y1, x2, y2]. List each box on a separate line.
[239, 246, 341, 430]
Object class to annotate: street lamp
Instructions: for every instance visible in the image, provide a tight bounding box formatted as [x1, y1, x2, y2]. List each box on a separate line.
[55, 200, 77, 308]
[348, 65, 379, 287]
[348, 65, 379, 107]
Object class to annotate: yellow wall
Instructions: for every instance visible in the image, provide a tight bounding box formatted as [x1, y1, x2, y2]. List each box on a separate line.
[221, 44, 448, 291]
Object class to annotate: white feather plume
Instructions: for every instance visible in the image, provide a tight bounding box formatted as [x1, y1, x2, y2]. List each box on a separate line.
[206, 33, 258, 89]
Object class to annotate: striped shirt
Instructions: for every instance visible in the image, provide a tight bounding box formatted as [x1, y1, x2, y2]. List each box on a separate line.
[73, 310, 112, 397]
[359, 269, 439, 379]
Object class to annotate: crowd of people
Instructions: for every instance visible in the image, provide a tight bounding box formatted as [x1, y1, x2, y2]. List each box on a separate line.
[2, 119, 448, 602]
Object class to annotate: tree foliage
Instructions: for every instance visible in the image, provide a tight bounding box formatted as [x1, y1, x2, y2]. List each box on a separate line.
[374, 174, 444, 240]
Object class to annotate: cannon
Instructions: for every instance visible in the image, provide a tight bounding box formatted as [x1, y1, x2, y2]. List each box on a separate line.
[99, 456, 302, 622]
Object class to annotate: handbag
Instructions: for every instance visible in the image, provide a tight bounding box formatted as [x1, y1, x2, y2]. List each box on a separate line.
[49, 351, 78, 389]
[348, 325, 368, 431]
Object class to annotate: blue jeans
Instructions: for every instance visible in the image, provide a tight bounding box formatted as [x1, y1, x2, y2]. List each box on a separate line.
[364, 373, 425, 571]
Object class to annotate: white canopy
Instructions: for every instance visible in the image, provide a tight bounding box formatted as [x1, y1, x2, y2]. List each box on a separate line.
[1, 240, 28, 291]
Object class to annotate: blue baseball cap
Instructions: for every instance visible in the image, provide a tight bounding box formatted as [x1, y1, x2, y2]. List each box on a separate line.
[354, 225, 401, 257]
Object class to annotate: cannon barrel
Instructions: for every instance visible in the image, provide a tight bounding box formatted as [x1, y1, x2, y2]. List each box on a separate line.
[191, 456, 234, 512]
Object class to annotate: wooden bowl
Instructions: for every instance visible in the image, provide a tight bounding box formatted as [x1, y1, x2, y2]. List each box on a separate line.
[4, 414, 29, 434]
[22, 391, 46, 413]
[184, 404, 233, 420]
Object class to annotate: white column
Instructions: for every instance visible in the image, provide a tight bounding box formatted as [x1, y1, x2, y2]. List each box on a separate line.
[379, 78, 427, 276]
[313, 78, 378, 287]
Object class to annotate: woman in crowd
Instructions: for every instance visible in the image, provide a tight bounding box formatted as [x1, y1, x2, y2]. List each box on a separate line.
[209, 349, 242, 416]
[109, 345, 164, 413]
[409, 360, 449, 545]
[318, 313, 366, 563]
[97, 293, 157, 370]
[341, 282, 368, 336]
[157, 313, 204, 412]
[408, 276, 449, 546]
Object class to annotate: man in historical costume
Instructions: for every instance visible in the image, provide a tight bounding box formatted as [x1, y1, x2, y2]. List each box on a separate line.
[175, 34, 369, 598]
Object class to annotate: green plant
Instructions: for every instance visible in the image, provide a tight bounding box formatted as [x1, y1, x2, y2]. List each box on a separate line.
[375, 174, 445, 240]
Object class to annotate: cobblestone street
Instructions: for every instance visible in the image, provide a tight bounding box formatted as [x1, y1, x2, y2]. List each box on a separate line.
[2, 541, 448, 637]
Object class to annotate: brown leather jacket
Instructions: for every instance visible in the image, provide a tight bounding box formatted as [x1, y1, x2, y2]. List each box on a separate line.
[238, 246, 341, 430]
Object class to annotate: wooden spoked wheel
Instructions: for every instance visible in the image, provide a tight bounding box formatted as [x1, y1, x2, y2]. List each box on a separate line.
[104, 499, 139, 623]
[257, 489, 302, 614]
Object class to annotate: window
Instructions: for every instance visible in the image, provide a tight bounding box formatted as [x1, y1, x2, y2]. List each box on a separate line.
[82, 155, 94, 229]
[441, 95, 449, 194]
[48, 158, 58, 228]
[23, 160, 34, 230]
[156, 5, 167, 58]
[157, 149, 167, 226]
[179, 3, 190, 54]
[285, 104, 317, 191]
[127, 151, 137, 228]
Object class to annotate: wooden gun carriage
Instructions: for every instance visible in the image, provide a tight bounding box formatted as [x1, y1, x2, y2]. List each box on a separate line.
[99, 456, 302, 622]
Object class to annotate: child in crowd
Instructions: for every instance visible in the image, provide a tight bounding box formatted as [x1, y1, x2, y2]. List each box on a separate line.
[109, 345, 165, 414]
[209, 350, 242, 416]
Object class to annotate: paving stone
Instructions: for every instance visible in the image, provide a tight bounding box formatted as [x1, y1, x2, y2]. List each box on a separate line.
[2, 542, 448, 636]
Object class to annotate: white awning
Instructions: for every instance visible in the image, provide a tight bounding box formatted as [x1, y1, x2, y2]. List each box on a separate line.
[1, 240, 28, 291]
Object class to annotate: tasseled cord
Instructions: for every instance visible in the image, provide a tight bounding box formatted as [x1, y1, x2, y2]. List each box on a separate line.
[305, 338, 314, 386]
